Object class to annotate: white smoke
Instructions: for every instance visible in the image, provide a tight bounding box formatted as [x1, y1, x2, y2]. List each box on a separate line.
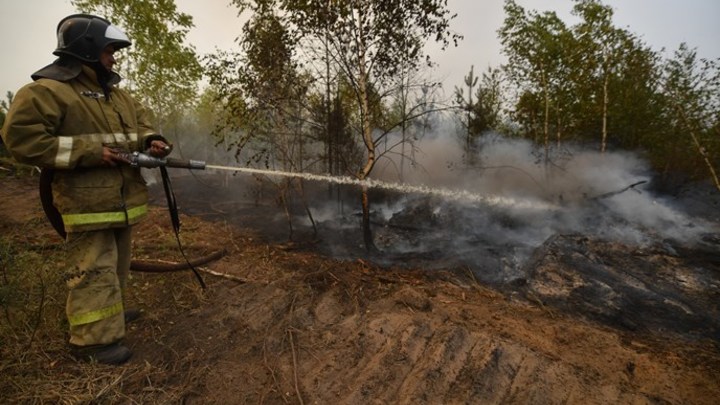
[181, 128, 716, 271]
[372, 132, 716, 247]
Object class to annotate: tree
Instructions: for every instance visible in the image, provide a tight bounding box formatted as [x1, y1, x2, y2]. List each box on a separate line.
[385, 76, 442, 182]
[307, 78, 364, 179]
[661, 44, 720, 189]
[604, 35, 663, 151]
[455, 65, 479, 164]
[205, 8, 327, 240]
[572, 0, 627, 152]
[0, 92, 13, 154]
[206, 9, 305, 166]
[71, 0, 202, 131]
[232, 0, 460, 251]
[499, 0, 571, 160]
[454, 65, 503, 165]
[500, 0, 664, 153]
[497, 0, 719, 187]
[0, 91, 12, 131]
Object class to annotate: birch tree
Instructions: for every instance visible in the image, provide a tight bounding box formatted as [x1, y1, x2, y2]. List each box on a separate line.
[233, 0, 460, 251]
[499, 0, 570, 160]
[662, 44, 720, 189]
[72, 0, 202, 131]
[572, 0, 626, 153]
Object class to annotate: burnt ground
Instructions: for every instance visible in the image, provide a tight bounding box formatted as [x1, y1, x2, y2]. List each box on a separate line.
[1, 171, 720, 404]
[167, 171, 720, 345]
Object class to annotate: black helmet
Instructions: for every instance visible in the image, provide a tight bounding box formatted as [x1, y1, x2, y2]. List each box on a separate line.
[53, 14, 131, 63]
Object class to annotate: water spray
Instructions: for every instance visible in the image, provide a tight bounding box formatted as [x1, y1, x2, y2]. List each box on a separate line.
[117, 152, 556, 210]
[205, 164, 558, 211]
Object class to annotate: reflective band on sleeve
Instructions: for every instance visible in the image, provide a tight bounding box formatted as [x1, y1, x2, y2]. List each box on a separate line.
[68, 301, 123, 326]
[81, 132, 138, 144]
[107, 132, 138, 144]
[56, 136, 74, 168]
[62, 204, 148, 226]
[55, 133, 139, 168]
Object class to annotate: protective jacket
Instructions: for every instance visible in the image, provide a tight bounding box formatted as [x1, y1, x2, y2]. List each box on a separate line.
[1, 58, 160, 233]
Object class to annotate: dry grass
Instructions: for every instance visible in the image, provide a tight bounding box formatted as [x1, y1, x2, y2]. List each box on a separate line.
[0, 190, 226, 403]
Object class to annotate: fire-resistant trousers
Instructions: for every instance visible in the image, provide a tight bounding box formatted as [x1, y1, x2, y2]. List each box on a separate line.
[64, 227, 132, 346]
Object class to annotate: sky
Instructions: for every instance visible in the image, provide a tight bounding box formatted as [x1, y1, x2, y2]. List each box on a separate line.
[1, 0, 719, 98]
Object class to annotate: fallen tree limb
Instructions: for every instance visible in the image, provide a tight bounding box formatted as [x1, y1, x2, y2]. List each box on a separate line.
[130, 249, 227, 273]
[589, 180, 647, 201]
[195, 267, 252, 284]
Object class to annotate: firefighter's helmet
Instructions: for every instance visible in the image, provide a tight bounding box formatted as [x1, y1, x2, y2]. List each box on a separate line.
[53, 14, 131, 62]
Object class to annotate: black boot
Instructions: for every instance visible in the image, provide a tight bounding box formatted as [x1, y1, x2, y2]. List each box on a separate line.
[70, 342, 132, 365]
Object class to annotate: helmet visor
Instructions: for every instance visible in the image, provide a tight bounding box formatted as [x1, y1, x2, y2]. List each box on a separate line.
[105, 24, 131, 50]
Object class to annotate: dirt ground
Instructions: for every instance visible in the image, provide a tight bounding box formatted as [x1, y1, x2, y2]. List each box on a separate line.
[1, 173, 719, 404]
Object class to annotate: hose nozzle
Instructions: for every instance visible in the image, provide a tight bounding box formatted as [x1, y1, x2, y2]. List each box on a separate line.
[165, 158, 206, 170]
[121, 151, 206, 170]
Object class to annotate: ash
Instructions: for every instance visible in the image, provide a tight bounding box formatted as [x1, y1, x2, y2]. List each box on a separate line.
[157, 135, 720, 344]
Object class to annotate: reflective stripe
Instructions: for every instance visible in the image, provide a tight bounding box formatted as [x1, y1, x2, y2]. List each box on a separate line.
[62, 204, 148, 226]
[56, 136, 73, 168]
[77, 132, 138, 144]
[55, 133, 139, 168]
[68, 301, 123, 326]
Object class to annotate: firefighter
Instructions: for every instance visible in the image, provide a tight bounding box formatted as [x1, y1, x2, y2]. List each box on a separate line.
[1, 14, 172, 365]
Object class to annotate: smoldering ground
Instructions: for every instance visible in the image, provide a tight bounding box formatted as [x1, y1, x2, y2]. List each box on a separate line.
[319, 133, 719, 340]
[164, 132, 718, 274]
[156, 132, 720, 340]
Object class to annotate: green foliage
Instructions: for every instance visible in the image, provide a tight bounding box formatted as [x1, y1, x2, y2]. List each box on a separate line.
[204, 9, 311, 169]
[0, 91, 13, 157]
[71, 0, 202, 131]
[306, 80, 361, 176]
[221, 0, 461, 249]
[499, 0, 573, 153]
[496, 0, 719, 185]
[657, 44, 720, 184]
[663, 44, 719, 130]
[454, 66, 503, 164]
[0, 96, 7, 130]
[228, 0, 460, 178]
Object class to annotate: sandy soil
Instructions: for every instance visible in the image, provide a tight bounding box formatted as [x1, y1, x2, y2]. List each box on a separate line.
[1, 173, 718, 404]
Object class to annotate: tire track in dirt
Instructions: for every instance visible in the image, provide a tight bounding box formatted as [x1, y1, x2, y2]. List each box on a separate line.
[172, 268, 718, 404]
[3, 175, 717, 403]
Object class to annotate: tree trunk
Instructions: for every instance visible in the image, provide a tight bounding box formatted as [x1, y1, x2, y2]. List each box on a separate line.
[601, 72, 609, 153]
[356, 13, 377, 252]
[325, 32, 334, 199]
[279, 182, 294, 241]
[674, 102, 720, 191]
[540, 65, 550, 162]
[360, 185, 375, 251]
[399, 81, 407, 182]
[295, 178, 318, 237]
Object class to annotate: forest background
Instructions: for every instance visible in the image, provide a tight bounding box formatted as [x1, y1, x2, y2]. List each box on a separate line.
[1, 0, 719, 249]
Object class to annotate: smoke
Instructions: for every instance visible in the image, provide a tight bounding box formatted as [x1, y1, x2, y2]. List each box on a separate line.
[168, 129, 717, 284]
[370, 132, 715, 249]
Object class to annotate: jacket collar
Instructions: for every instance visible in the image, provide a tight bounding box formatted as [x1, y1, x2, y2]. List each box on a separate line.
[31, 57, 122, 86]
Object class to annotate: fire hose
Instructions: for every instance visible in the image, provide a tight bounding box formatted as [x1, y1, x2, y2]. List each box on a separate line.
[39, 150, 210, 289]
[119, 151, 209, 289]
